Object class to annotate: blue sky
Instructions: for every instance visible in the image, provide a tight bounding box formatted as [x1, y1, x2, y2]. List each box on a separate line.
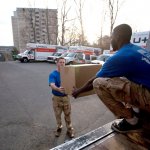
[0, 0, 150, 46]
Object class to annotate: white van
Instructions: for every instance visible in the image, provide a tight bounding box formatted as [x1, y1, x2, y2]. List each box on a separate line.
[91, 53, 113, 65]
[47, 52, 63, 63]
[64, 52, 85, 65]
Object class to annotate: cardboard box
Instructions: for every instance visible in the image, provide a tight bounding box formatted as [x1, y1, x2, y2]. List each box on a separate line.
[60, 64, 102, 97]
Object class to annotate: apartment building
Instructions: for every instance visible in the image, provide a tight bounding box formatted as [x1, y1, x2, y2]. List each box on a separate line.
[11, 8, 58, 52]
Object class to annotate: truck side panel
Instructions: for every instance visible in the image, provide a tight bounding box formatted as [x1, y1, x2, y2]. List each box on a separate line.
[131, 31, 150, 49]
[35, 48, 56, 61]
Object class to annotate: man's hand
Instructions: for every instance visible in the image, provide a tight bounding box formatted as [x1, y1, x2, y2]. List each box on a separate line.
[72, 87, 80, 98]
[50, 83, 65, 93]
[72, 76, 96, 98]
[58, 87, 65, 93]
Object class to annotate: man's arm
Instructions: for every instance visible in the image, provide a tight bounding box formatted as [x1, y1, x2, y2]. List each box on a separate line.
[72, 76, 97, 98]
[50, 83, 65, 93]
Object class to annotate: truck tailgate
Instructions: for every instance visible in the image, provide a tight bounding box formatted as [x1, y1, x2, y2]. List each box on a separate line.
[50, 119, 148, 150]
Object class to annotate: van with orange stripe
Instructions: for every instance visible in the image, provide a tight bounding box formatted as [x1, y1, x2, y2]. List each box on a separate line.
[64, 46, 102, 65]
[17, 43, 67, 63]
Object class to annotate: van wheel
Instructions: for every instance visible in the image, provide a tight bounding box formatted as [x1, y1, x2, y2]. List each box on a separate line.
[54, 59, 57, 64]
[23, 58, 28, 63]
[68, 61, 73, 65]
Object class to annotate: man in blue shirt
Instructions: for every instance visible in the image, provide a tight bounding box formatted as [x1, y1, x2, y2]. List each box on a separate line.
[49, 57, 75, 138]
[72, 24, 150, 133]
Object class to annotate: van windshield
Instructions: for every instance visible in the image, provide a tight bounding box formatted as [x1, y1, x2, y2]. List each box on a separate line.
[66, 52, 76, 57]
[54, 53, 62, 56]
[97, 54, 112, 62]
[61, 53, 68, 57]
[23, 50, 30, 54]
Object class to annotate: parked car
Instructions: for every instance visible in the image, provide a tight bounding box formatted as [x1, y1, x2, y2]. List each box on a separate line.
[64, 52, 85, 65]
[54, 52, 69, 63]
[91, 53, 113, 65]
[47, 52, 63, 63]
[60, 52, 69, 58]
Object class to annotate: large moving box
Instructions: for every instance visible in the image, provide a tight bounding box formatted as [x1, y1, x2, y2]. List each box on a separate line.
[60, 64, 102, 97]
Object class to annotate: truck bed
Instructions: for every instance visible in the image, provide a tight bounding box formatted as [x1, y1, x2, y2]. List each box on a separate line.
[50, 119, 149, 150]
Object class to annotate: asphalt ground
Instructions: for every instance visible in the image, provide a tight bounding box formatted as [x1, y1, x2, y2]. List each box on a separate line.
[0, 61, 115, 150]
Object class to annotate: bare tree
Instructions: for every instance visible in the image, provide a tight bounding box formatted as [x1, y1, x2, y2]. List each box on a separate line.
[65, 21, 80, 45]
[56, 0, 76, 46]
[99, 35, 111, 50]
[26, 1, 36, 43]
[74, 0, 86, 45]
[60, 0, 70, 45]
[99, 10, 107, 49]
[22, 8, 35, 44]
[105, 0, 124, 35]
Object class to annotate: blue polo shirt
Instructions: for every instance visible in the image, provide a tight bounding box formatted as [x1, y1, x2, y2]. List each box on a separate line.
[96, 43, 150, 89]
[49, 70, 67, 96]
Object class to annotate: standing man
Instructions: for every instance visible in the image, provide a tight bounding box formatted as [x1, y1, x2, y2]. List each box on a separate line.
[49, 57, 75, 138]
[72, 24, 150, 133]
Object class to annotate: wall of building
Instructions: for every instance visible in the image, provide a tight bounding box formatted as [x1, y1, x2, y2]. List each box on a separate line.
[11, 8, 58, 53]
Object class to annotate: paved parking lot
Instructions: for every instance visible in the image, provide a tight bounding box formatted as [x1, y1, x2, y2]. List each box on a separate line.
[0, 61, 115, 150]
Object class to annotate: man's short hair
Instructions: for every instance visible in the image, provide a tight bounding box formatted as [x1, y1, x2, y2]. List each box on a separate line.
[113, 24, 132, 42]
[56, 57, 65, 63]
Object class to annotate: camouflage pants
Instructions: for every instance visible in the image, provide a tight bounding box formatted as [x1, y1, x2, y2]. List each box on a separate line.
[93, 77, 150, 119]
[52, 95, 73, 129]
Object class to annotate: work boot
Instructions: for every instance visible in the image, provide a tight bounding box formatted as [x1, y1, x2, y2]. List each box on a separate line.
[67, 127, 75, 138]
[55, 125, 63, 137]
[111, 119, 142, 133]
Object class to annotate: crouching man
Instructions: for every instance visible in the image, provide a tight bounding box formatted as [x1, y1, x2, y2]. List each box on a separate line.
[72, 24, 150, 133]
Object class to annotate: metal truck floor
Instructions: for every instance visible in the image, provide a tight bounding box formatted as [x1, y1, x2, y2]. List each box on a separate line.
[50, 119, 148, 150]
